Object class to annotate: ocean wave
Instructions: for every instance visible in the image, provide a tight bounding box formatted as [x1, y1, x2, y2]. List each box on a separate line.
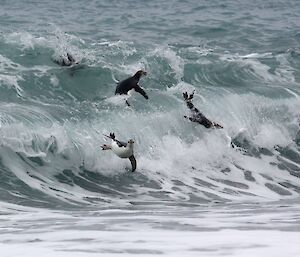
[0, 28, 299, 208]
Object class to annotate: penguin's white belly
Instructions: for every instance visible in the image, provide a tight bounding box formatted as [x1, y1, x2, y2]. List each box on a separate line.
[127, 88, 135, 96]
[111, 141, 133, 158]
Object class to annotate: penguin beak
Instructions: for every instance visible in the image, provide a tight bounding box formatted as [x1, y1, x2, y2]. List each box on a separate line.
[142, 71, 147, 76]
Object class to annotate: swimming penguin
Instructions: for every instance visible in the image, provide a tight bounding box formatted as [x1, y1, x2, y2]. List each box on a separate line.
[115, 70, 148, 106]
[101, 133, 137, 172]
[53, 52, 78, 67]
[183, 91, 223, 129]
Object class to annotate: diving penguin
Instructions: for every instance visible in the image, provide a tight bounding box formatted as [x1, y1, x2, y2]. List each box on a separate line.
[53, 52, 78, 66]
[101, 133, 137, 172]
[183, 91, 223, 129]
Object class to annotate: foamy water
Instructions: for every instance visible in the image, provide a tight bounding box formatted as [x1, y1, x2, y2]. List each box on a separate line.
[1, 201, 300, 257]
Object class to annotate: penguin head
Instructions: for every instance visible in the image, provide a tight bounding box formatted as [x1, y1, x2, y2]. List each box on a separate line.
[128, 139, 134, 145]
[134, 70, 147, 79]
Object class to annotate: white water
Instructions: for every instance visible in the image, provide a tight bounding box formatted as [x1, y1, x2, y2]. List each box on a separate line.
[1, 201, 300, 257]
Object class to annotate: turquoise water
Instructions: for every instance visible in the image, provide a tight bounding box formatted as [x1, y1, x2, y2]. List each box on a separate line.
[0, 0, 300, 255]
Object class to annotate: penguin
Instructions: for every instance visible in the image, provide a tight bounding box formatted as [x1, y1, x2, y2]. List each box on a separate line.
[183, 91, 223, 129]
[115, 70, 148, 106]
[53, 52, 78, 66]
[101, 133, 137, 172]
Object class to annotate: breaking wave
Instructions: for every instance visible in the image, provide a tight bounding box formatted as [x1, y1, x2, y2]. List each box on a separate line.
[0, 29, 300, 209]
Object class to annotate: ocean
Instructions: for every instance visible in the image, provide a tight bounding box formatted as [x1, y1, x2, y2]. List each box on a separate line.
[0, 0, 300, 256]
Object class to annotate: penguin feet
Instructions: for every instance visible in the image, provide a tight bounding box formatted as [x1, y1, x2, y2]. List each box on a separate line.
[103, 132, 116, 141]
[109, 133, 115, 139]
[101, 144, 111, 150]
[183, 91, 195, 101]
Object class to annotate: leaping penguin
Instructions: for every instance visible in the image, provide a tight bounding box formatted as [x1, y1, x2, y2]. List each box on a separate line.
[115, 70, 148, 106]
[101, 133, 137, 172]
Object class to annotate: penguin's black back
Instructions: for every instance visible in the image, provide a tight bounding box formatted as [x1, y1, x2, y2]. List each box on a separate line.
[115, 76, 137, 95]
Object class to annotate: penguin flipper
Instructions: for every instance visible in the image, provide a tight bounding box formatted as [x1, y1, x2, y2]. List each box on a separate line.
[129, 155, 137, 172]
[126, 100, 131, 106]
[109, 133, 127, 147]
[212, 122, 223, 129]
[116, 139, 127, 147]
[135, 85, 148, 99]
